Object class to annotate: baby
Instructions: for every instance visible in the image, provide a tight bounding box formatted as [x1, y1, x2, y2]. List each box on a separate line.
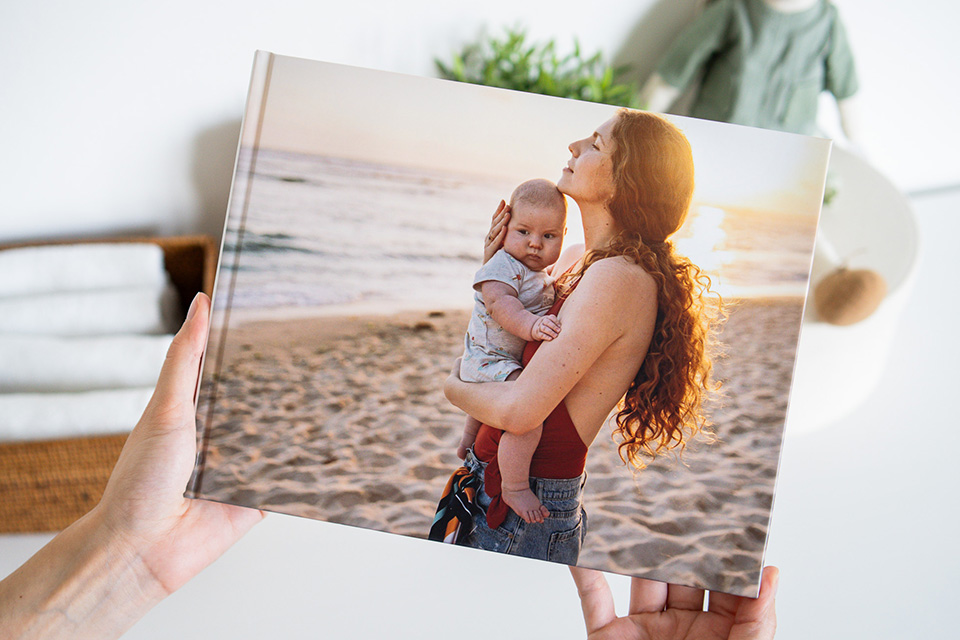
[458, 178, 567, 524]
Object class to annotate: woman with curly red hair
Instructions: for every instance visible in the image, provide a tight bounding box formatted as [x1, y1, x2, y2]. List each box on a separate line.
[442, 108, 716, 563]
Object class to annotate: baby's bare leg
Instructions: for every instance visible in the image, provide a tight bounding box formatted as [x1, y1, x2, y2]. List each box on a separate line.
[458, 415, 481, 460]
[499, 426, 549, 524]
[498, 370, 550, 524]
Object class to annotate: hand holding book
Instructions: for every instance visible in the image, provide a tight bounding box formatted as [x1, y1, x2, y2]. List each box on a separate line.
[0, 294, 265, 639]
[571, 565, 779, 639]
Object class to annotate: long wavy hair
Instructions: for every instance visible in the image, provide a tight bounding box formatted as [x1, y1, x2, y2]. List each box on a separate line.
[557, 109, 719, 470]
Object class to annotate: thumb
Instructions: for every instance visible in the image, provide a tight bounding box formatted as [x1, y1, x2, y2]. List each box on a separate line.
[570, 566, 617, 635]
[148, 293, 211, 416]
[730, 566, 779, 640]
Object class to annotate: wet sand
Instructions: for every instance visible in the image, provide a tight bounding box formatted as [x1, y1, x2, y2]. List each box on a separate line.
[192, 298, 803, 596]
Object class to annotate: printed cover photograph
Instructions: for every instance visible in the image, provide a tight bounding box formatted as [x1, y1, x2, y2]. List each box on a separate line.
[188, 52, 830, 597]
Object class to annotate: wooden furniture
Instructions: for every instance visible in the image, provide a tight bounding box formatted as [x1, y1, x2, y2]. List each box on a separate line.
[0, 235, 216, 533]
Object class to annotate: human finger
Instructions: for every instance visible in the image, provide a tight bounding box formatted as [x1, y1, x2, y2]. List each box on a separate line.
[629, 576, 668, 613]
[570, 566, 617, 635]
[538, 325, 558, 340]
[491, 199, 506, 225]
[531, 318, 544, 339]
[98, 293, 211, 525]
[542, 316, 561, 334]
[492, 200, 510, 224]
[144, 293, 210, 423]
[706, 570, 772, 619]
[728, 566, 779, 640]
[492, 206, 510, 234]
[485, 225, 506, 256]
[706, 588, 741, 618]
[486, 201, 508, 241]
[493, 221, 507, 243]
[665, 583, 705, 611]
[492, 200, 508, 222]
[484, 203, 509, 263]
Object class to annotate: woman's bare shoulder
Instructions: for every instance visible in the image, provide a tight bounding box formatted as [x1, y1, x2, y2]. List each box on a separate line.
[560, 256, 656, 336]
[581, 255, 656, 300]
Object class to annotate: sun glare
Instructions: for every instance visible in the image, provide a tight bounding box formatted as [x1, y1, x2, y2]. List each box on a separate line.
[674, 205, 734, 296]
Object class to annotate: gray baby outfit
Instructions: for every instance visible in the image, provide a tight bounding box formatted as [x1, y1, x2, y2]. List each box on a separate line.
[460, 249, 555, 383]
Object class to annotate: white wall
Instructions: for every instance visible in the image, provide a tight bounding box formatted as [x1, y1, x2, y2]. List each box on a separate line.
[1, 0, 957, 243]
[825, 0, 960, 192]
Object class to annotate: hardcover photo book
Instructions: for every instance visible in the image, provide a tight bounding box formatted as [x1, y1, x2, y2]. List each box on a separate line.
[187, 51, 831, 597]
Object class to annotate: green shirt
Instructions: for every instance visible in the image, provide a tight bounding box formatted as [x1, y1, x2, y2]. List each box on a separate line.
[656, 0, 858, 134]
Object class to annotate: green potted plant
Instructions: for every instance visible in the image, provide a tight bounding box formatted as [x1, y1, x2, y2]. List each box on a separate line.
[436, 27, 639, 108]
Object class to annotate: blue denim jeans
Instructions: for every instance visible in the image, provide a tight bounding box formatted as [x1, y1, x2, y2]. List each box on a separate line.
[459, 449, 588, 565]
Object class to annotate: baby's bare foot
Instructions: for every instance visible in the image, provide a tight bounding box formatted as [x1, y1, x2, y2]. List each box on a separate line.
[502, 485, 551, 524]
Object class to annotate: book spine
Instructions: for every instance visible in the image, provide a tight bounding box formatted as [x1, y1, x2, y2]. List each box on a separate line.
[185, 51, 275, 499]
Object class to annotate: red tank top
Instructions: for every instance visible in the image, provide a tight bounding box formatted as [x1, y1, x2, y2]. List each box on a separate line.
[473, 284, 589, 528]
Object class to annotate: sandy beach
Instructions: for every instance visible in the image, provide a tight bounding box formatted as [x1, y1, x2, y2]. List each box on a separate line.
[192, 298, 802, 596]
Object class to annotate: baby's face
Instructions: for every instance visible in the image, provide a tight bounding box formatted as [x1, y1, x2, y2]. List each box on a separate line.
[503, 201, 566, 271]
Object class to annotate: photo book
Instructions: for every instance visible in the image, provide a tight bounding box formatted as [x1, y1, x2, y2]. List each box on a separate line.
[187, 51, 832, 597]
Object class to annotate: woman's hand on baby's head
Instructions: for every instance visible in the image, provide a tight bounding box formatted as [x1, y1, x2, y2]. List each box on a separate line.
[532, 314, 561, 341]
[483, 200, 511, 264]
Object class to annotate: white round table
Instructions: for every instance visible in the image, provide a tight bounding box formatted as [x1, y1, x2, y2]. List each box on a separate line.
[787, 146, 920, 433]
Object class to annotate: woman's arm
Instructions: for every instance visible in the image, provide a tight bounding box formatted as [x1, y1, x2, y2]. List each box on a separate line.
[445, 258, 654, 433]
[0, 509, 164, 639]
[0, 295, 264, 639]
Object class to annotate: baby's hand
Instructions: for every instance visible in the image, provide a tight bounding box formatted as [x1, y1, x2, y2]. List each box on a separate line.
[531, 314, 561, 341]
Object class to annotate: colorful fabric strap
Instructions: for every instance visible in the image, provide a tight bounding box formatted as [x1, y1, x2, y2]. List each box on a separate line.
[428, 465, 483, 545]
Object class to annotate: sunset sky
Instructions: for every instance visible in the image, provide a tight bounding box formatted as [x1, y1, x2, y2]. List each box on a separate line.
[237, 52, 830, 265]
[248, 53, 831, 218]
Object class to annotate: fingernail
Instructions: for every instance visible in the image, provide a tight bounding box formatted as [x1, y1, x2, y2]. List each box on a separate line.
[186, 293, 200, 321]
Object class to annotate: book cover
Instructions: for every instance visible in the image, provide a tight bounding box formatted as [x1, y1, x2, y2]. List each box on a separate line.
[188, 51, 830, 597]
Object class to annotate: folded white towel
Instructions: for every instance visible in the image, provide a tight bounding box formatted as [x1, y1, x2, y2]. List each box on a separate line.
[0, 334, 174, 393]
[0, 243, 168, 298]
[0, 387, 154, 442]
[0, 284, 181, 336]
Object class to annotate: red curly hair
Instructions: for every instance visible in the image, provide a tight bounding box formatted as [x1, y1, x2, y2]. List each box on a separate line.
[558, 109, 719, 470]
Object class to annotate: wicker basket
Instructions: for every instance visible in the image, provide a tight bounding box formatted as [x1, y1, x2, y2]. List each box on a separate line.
[0, 235, 216, 533]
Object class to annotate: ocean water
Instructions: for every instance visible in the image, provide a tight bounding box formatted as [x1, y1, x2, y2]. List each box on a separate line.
[217, 148, 818, 321]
